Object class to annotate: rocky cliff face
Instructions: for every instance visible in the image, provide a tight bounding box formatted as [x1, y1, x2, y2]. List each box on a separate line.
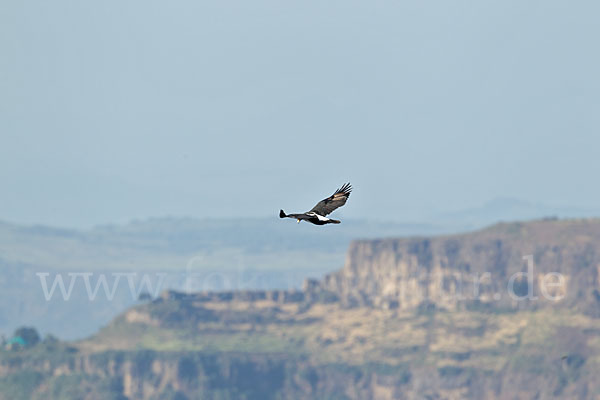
[0, 351, 416, 400]
[3, 347, 594, 400]
[321, 219, 600, 314]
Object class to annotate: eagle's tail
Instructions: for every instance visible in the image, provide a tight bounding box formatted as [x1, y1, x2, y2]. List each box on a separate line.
[279, 210, 287, 218]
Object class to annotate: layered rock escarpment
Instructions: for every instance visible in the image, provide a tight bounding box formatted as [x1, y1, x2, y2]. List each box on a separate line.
[320, 219, 600, 313]
[0, 350, 417, 400]
[146, 219, 600, 315]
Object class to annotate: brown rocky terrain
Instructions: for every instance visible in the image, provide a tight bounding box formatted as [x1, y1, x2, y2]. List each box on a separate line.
[322, 218, 600, 314]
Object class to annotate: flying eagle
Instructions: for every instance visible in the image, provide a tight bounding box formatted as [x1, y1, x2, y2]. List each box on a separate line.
[279, 183, 352, 225]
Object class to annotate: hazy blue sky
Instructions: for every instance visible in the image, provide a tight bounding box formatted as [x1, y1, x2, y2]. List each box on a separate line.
[1, 0, 599, 228]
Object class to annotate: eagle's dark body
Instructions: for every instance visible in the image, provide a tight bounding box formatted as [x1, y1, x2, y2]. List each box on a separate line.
[279, 183, 352, 225]
[279, 210, 337, 225]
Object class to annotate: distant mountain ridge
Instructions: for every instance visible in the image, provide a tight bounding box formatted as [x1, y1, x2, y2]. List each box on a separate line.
[0, 216, 440, 339]
[433, 197, 600, 229]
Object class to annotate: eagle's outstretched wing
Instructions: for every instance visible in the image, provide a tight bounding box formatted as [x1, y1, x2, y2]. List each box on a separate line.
[309, 183, 352, 216]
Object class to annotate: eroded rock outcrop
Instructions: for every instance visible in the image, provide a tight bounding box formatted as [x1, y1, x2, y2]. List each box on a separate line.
[321, 219, 600, 314]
